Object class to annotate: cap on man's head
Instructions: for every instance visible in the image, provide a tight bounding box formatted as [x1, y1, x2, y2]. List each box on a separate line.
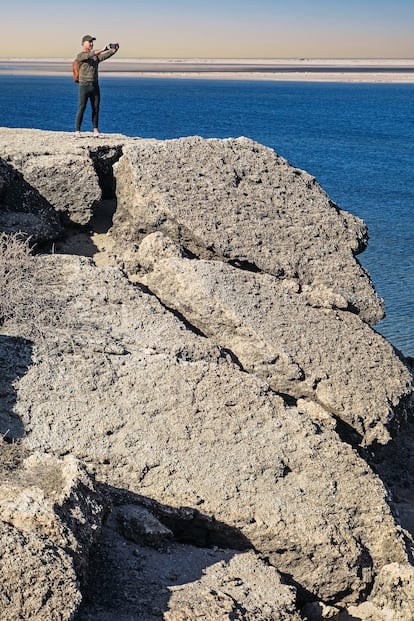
[82, 35, 96, 43]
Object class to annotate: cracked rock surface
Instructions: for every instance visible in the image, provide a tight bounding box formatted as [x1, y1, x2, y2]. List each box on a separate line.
[0, 443, 105, 621]
[1, 129, 414, 620]
[111, 136, 384, 324]
[6, 254, 411, 607]
[142, 253, 412, 446]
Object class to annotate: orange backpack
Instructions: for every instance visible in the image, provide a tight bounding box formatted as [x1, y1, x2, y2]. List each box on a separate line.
[72, 58, 80, 83]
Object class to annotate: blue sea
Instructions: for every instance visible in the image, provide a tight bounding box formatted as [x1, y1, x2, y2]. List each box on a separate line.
[0, 75, 413, 357]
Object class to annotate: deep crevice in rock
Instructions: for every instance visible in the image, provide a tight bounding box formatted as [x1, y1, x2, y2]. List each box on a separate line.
[137, 282, 208, 340]
[88, 145, 123, 200]
[80, 146, 122, 239]
[35, 147, 123, 258]
[332, 415, 365, 449]
[228, 258, 261, 273]
[100, 484, 252, 552]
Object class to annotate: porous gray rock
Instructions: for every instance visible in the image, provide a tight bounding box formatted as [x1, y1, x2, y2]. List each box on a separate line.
[111, 136, 384, 324]
[6, 254, 410, 605]
[143, 254, 413, 445]
[0, 156, 62, 242]
[16, 151, 101, 225]
[77, 501, 300, 621]
[0, 522, 80, 621]
[1, 129, 413, 618]
[0, 128, 128, 239]
[347, 562, 414, 621]
[164, 551, 300, 621]
[0, 444, 105, 621]
[135, 230, 187, 274]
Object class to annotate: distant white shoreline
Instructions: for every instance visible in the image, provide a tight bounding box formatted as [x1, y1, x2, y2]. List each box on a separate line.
[1, 58, 414, 82]
[1, 57, 414, 63]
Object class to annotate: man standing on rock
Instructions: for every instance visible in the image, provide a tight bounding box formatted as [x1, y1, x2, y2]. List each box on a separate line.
[75, 35, 119, 138]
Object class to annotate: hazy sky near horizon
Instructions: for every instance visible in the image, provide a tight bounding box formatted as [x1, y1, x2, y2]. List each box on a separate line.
[2, 0, 414, 59]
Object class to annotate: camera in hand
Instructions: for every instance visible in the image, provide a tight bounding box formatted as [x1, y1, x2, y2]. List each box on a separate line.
[108, 43, 118, 49]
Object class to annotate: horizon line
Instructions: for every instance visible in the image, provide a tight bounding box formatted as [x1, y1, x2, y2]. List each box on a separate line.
[1, 56, 414, 62]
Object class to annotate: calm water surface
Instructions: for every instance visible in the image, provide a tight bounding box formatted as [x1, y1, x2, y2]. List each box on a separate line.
[0, 75, 413, 356]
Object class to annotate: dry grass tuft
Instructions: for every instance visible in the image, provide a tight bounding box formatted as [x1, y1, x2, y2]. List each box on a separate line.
[0, 232, 89, 351]
[0, 439, 29, 478]
[0, 232, 63, 345]
[0, 232, 35, 327]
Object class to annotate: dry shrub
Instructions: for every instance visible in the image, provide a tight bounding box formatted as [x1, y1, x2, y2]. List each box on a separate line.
[0, 232, 77, 349]
[0, 439, 29, 481]
[0, 232, 34, 327]
[0, 235, 123, 431]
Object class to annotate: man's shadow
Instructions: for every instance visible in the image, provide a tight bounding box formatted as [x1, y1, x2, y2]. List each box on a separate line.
[0, 335, 32, 442]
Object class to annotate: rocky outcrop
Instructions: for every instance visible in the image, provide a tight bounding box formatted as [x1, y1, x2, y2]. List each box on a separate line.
[0, 129, 413, 620]
[6, 254, 411, 607]
[142, 249, 412, 445]
[111, 136, 383, 324]
[0, 443, 105, 621]
[0, 128, 127, 241]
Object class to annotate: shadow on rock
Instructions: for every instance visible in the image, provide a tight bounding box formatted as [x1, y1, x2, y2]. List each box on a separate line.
[38, 198, 117, 259]
[370, 415, 414, 550]
[75, 484, 258, 621]
[0, 335, 32, 441]
[0, 158, 62, 243]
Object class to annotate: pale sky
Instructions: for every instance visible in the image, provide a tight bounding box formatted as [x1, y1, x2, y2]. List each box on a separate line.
[2, 0, 414, 59]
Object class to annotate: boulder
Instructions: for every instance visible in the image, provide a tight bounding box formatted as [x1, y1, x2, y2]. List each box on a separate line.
[347, 563, 414, 621]
[6, 254, 410, 604]
[142, 253, 413, 445]
[114, 504, 174, 546]
[0, 443, 105, 621]
[111, 136, 384, 324]
[0, 156, 62, 242]
[77, 500, 300, 621]
[0, 128, 128, 240]
[15, 151, 101, 225]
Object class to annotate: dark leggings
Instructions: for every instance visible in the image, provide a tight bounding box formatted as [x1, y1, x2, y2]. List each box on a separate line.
[75, 83, 101, 131]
